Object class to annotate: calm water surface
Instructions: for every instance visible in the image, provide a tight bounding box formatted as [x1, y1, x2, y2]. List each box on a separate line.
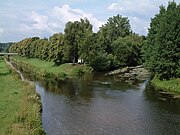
[33, 73, 180, 135]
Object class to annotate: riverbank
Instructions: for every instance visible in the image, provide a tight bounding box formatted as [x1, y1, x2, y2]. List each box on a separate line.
[0, 58, 44, 135]
[11, 56, 93, 81]
[151, 76, 180, 100]
[105, 65, 150, 85]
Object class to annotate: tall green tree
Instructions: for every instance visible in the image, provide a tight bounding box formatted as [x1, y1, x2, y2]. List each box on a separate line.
[143, 1, 180, 79]
[64, 21, 79, 63]
[97, 14, 131, 54]
[41, 38, 49, 60]
[64, 18, 93, 64]
[49, 33, 64, 65]
[77, 18, 93, 62]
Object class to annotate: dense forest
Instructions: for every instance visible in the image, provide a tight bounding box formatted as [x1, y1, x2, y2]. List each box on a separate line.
[9, 1, 179, 80]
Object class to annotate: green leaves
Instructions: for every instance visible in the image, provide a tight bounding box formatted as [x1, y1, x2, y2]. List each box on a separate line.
[112, 34, 143, 67]
[9, 14, 145, 72]
[143, 1, 180, 79]
[49, 33, 64, 65]
[89, 51, 111, 71]
[97, 14, 131, 54]
[64, 18, 93, 63]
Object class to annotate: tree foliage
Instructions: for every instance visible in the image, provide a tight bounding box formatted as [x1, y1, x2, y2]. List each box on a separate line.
[49, 33, 64, 65]
[64, 18, 93, 63]
[0, 42, 13, 52]
[9, 16, 144, 71]
[112, 34, 144, 67]
[97, 14, 131, 54]
[142, 1, 180, 79]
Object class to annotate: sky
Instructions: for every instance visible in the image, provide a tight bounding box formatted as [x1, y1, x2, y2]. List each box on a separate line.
[0, 0, 179, 42]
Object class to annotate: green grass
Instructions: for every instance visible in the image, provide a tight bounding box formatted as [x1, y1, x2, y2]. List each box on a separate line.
[12, 56, 93, 79]
[0, 58, 44, 135]
[151, 76, 180, 95]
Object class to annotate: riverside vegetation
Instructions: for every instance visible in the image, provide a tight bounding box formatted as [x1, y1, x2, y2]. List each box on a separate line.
[0, 57, 44, 135]
[142, 1, 180, 97]
[7, 2, 180, 97]
[11, 56, 93, 80]
[1, 1, 180, 134]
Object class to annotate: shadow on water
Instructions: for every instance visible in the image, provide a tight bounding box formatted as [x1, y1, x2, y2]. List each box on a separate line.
[144, 82, 180, 114]
[10, 62, 180, 135]
[40, 72, 142, 96]
[23, 69, 180, 112]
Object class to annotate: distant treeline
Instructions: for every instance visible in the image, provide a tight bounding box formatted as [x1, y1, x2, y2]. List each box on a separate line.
[9, 1, 180, 80]
[0, 42, 13, 52]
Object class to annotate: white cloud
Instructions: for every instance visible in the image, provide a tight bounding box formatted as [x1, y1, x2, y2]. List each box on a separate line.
[0, 28, 4, 37]
[108, 2, 153, 16]
[31, 11, 49, 30]
[20, 11, 50, 33]
[107, 0, 174, 35]
[20, 4, 104, 37]
[129, 17, 149, 35]
[0, 28, 4, 33]
[107, 0, 172, 17]
[51, 4, 105, 32]
[108, 3, 124, 11]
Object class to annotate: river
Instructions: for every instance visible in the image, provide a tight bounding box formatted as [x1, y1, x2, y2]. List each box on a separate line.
[9, 61, 180, 135]
[29, 73, 179, 135]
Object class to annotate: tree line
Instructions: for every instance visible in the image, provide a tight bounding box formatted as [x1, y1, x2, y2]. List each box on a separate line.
[9, 14, 144, 71]
[9, 1, 179, 80]
[0, 42, 13, 52]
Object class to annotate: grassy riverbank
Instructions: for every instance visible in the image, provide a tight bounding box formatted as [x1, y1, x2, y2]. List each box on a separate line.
[11, 56, 93, 80]
[151, 76, 180, 97]
[0, 58, 44, 135]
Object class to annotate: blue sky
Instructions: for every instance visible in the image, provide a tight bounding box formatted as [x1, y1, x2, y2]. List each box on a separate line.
[0, 0, 179, 42]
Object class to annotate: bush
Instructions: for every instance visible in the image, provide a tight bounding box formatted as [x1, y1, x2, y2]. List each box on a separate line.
[89, 52, 111, 71]
[57, 72, 67, 79]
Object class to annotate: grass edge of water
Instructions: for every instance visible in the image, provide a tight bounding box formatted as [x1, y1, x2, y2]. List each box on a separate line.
[0, 57, 45, 135]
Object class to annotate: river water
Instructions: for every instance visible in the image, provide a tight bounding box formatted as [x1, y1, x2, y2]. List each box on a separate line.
[9, 59, 180, 135]
[27, 73, 179, 135]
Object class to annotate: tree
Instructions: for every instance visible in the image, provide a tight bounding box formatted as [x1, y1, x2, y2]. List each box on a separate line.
[49, 33, 64, 65]
[112, 34, 144, 67]
[64, 21, 79, 63]
[0, 42, 13, 52]
[97, 14, 131, 54]
[64, 18, 93, 64]
[89, 51, 112, 71]
[0, 47, 3, 52]
[41, 39, 49, 60]
[77, 18, 93, 62]
[142, 1, 180, 79]
[91, 14, 133, 70]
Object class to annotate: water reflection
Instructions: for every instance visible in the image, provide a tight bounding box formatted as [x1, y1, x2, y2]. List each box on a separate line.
[144, 84, 180, 114]
[16, 69, 180, 135]
[25, 72, 138, 98]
